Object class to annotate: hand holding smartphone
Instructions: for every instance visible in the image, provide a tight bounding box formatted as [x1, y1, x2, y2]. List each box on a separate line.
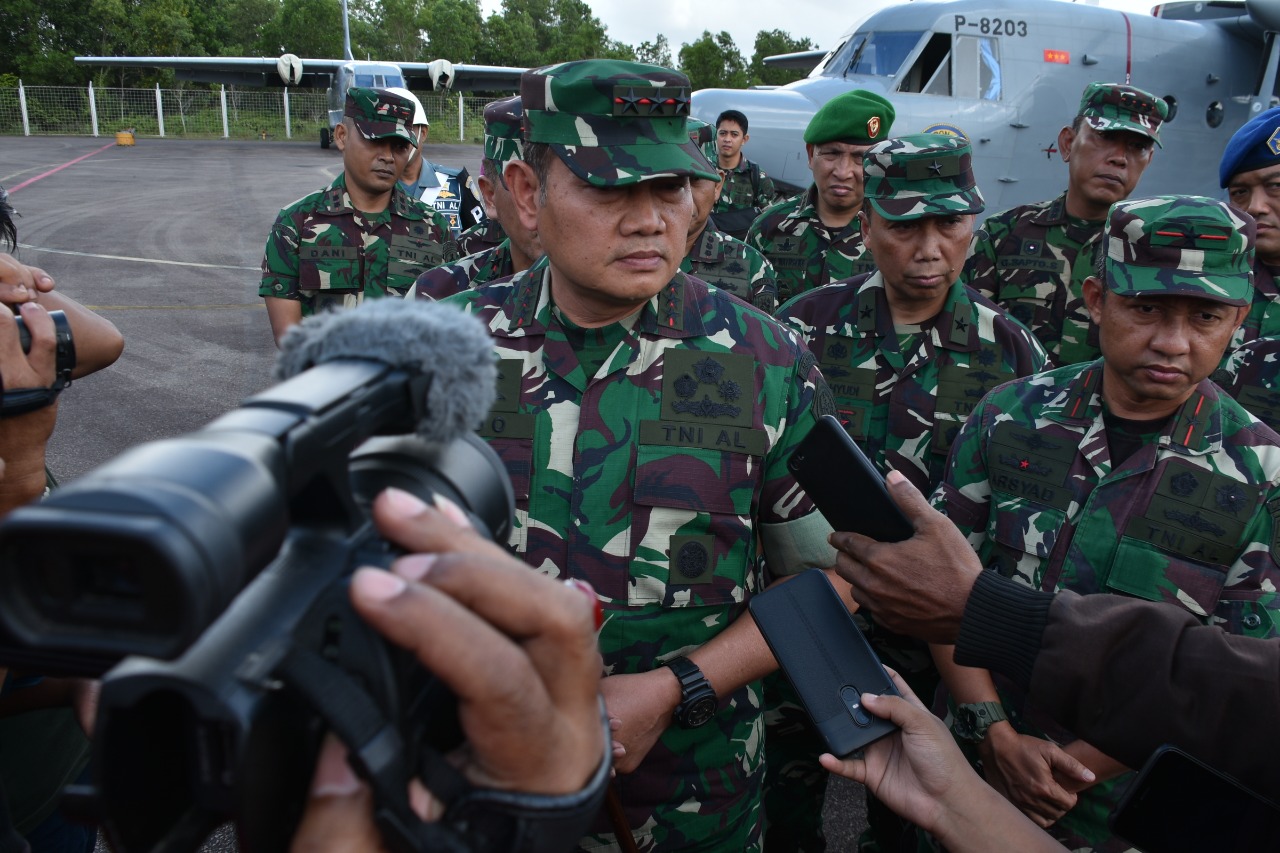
[749, 568, 900, 757]
[788, 415, 913, 542]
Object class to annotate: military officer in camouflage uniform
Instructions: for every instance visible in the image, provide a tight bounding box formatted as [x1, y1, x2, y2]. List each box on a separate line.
[444, 59, 839, 853]
[1220, 106, 1280, 356]
[962, 83, 1166, 365]
[770, 134, 1046, 852]
[747, 90, 895, 305]
[682, 119, 780, 312]
[709, 110, 777, 240]
[259, 87, 454, 344]
[1217, 335, 1280, 432]
[933, 196, 1280, 852]
[411, 96, 542, 301]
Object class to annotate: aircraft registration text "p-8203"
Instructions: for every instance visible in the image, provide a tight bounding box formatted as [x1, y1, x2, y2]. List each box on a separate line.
[954, 16, 1027, 37]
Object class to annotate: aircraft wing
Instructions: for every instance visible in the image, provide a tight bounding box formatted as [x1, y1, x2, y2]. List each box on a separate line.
[762, 49, 829, 72]
[75, 56, 346, 88]
[398, 62, 525, 92]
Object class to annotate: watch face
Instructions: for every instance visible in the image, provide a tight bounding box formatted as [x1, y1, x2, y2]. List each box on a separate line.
[683, 696, 718, 728]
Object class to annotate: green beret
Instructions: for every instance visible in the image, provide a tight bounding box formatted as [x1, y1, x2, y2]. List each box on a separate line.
[804, 90, 895, 145]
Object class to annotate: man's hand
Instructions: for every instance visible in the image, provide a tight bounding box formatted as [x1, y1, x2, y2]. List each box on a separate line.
[819, 670, 1066, 853]
[978, 724, 1092, 828]
[291, 488, 605, 851]
[0, 255, 54, 306]
[829, 470, 982, 643]
[0, 300, 59, 508]
[601, 669, 681, 774]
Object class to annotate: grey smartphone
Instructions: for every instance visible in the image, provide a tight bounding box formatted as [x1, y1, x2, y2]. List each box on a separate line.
[787, 414, 913, 541]
[1110, 745, 1280, 853]
[749, 568, 901, 757]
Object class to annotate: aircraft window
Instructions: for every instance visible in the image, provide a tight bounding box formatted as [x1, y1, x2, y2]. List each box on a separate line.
[1207, 101, 1224, 128]
[813, 39, 847, 76]
[355, 74, 375, 87]
[387, 75, 405, 88]
[901, 34, 951, 94]
[1163, 95, 1178, 122]
[827, 30, 925, 78]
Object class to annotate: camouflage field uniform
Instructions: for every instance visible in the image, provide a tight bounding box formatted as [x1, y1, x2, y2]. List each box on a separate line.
[746, 187, 876, 305]
[456, 218, 507, 256]
[1229, 260, 1280, 356]
[259, 173, 455, 316]
[1217, 335, 1280, 432]
[711, 158, 777, 239]
[446, 262, 831, 853]
[933, 361, 1280, 849]
[682, 225, 779, 312]
[411, 239, 517, 301]
[962, 193, 1105, 365]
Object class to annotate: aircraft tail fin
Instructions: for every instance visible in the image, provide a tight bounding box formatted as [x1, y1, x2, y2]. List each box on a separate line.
[341, 0, 354, 61]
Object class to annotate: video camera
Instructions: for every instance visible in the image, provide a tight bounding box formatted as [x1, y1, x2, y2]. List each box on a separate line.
[0, 301, 511, 851]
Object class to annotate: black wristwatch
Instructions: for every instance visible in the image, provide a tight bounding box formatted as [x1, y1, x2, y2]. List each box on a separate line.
[952, 701, 1008, 743]
[664, 656, 717, 729]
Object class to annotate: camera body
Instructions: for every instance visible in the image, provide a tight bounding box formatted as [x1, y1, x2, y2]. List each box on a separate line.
[0, 357, 513, 851]
[14, 307, 76, 382]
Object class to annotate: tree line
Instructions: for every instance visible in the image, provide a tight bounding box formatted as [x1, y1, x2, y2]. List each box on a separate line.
[1, 0, 816, 91]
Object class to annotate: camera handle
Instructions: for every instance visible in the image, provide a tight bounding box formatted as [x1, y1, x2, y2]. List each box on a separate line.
[275, 643, 470, 853]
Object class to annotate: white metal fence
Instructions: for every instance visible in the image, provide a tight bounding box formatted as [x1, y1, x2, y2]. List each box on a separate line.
[0, 84, 493, 143]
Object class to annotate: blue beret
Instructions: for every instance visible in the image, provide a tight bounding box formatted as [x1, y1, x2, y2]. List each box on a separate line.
[1219, 106, 1280, 187]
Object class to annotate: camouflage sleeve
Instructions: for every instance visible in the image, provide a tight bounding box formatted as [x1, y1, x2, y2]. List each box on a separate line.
[1012, 315, 1050, 374]
[259, 209, 301, 300]
[1220, 480, 1280, 637]
[413, 262, 471, 302]
[750, 254, 780, 314]
[930, 400, 994, 552]
[757, 170, 777, 207]
[759, 334, 834, 573]
[745, 210, 773, 255]
[961, 216, 1002, 301]
[427, 208, 454, 245]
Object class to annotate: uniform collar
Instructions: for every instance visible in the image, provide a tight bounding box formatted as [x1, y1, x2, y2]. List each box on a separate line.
[1049, 360, 1224, 455]
[501, 260, 707, 340]
[321, 172, 425, 219]
[853, 273, 978, 352]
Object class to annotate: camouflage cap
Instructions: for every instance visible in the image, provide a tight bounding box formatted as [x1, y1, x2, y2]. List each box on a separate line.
[344, 87, 418, 147]
[483, 95, 524, 164]
[1077, 82, 1168, 147]
[1104, 195, 1255, 306]
[803, 89, 895, 145]
[686, 118, 719, 176]
[862, 133, 985, 221]
[384, 86, 428, 127]
[520, 59, 718, 186]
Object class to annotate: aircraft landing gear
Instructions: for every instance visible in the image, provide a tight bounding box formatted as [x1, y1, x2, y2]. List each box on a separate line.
[320, 127, 331, 149]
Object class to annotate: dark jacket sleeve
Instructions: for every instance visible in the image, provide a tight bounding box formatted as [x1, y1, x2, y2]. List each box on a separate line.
[955, 571, 1280, 800]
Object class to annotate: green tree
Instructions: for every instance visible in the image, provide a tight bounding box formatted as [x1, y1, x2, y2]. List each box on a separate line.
[353, 0, 423, 62]
[635, 34, 672, 68]
[273, 0, 345, 59]
[748, 29, 815, 87]
[677, 30, 747, 90]
[476, 0, 620, 67]
[423, 0, 482, 63]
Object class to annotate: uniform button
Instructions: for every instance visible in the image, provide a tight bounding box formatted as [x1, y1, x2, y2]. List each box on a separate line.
[1244, 613, 1263, 629]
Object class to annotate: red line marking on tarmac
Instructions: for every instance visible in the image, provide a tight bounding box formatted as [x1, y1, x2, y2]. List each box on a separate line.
[9, 143, 115, 193]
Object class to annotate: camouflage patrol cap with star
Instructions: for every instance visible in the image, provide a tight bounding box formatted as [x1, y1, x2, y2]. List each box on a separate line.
[1104, 195, 1255, 306]
[483, 95, 524, 165]
[1077, 82, 1168, 147]
[862, 133, 985, 221]
[520, 59, 718, 186]
[344, 87, 418, 147]
[803, 89, 895, 145]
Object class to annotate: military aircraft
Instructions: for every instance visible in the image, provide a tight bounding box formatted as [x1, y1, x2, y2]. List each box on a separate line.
[75, 0, 522, 149]
[692, 0, 1280, 212]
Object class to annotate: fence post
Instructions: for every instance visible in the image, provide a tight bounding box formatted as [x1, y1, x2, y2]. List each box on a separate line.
[220, 86, 229, 138]
[155, 83, 166, 137]
[457, 92, 463, 142]
[283, 87, 292, 139]
[88, 82, 99, 137]
[18, 80, 30, 137]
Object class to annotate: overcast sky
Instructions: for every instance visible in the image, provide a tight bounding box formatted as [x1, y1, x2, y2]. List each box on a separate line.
[479, 0, 1165, 59]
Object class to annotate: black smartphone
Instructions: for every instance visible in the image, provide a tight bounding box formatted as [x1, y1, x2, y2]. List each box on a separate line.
[749, 568, 901, 757]
[1110, 745, 1280, 853]
[787, 414, 913, 541]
